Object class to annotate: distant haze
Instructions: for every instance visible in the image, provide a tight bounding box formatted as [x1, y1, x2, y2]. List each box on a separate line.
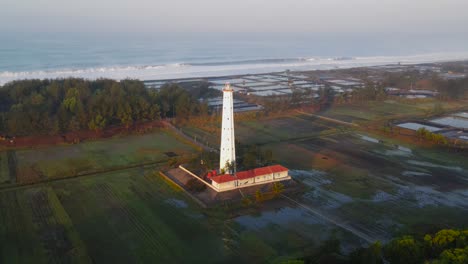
[2, 0, 468, 35]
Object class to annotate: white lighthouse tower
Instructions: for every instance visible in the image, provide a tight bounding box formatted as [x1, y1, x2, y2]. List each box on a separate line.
[219, 83, 236, 174]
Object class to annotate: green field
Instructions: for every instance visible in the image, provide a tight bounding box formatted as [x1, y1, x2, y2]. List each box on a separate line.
[180, 104, 468, 243]
[9, 129, 195, 184]
[0, 151, 9, 185]
[0, 169, 229, 263]
[321, 100, 468, 123]
[1, 100, 467, 263]
[0, 166, 359, 263]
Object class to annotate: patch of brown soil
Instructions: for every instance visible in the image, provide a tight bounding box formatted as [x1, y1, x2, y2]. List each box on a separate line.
[0, 120, 165, 149]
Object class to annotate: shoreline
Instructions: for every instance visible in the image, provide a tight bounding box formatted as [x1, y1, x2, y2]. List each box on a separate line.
[1, 54, 468, 86]
[141, 58, 468, 84]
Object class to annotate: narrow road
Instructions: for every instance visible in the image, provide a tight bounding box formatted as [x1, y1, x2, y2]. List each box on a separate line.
[163, 120, 218, 152]
[281, 194, 377, 243]
[296, 110, 359, 127]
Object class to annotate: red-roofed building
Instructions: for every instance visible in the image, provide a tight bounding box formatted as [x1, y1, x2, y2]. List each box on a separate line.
[210, 164, 290, 191]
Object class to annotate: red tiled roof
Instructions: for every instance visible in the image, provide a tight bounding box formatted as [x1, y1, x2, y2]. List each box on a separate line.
[210, 165, 288, 184]
[211, 174, 236, 183]
[253, 167, 271, 177]
[269, 165, 289, 173]
[236, 170, 255, 180]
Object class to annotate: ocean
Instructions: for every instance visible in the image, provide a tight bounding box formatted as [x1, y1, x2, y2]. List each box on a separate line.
[1, 32, 468, 85]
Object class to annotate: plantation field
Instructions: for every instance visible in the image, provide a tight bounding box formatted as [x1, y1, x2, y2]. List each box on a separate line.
[0, 168, 228, 263]
[181, 114, 340, 148]
[0, 165, 363, 263]
[321, 100, 468, 123]
[236, 115, 337, 145]
[1, 100, 467, 262]
[181, 108, 468, 243]
[280, 133, 468, 241]
[180, 126, 220, 149]
[9, 129, 196, 184]
[0, 151, 9, 185]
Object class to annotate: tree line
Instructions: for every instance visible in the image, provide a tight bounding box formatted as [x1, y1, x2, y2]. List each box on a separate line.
[416, 127, 449, 145]
[350, 229, 468, 264]
[0, 78, 207, 137]
[278, 229, 468, 264]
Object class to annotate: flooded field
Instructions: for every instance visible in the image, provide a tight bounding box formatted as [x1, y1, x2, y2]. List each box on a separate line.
[171, 105, 468, 260]
[181, 111, 468, 253]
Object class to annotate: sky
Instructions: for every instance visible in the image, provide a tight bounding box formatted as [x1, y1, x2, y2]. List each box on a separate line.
[2, 0, 468, 36]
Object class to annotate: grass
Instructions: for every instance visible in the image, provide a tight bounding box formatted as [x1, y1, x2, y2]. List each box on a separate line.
[0, 151, 9, 184]
[0, 167, 228, 263]
[51, 168, 227, 263]
[360, 130, 468, 168]
[324, 166, 395, 199]
[180, 126, 220, 147]
[14, 129, 196, 183]
[337, 201, 468, 238]
[321, 100, 457, 123]
[1, 99, 466, 262]
[0, 190, 48, 263]
[24, 187, 92, 263]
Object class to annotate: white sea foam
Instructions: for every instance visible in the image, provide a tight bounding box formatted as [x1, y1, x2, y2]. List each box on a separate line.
[1, 52, 468, 85]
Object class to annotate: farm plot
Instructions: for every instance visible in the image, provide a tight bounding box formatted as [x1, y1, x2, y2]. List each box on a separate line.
[14, 130, 195, 183]
[51, 168, 227, 263]
[180, 126, 220, 148]
[25, 188, 91, 263]
[282, 131, 468, 242]
[332, 198, 468, 239]
[232, 206, 363, 263]
[235, 116, 336, 145]
[0, 186, 90, 263]
[1, 167, 229, 263]
[0, 190, 47, 263]
[0, 151, 10, 185]
[321, 101, 425, 123]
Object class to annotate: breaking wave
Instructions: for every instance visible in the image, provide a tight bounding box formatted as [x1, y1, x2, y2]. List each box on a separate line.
[1, 52, 468, 85]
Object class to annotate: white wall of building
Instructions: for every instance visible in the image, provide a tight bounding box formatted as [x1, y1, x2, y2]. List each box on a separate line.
[213, 180, 237, 191]
[213, 170, 289, 191]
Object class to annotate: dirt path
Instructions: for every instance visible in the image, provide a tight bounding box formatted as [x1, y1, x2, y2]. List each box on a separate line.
[281, 194, 378, 244]
[163, 121, 218, 153]
[296, 110, 359, 127]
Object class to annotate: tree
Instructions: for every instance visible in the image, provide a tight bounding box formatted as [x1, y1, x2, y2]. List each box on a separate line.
[241, 196, 253, 207]
[350, 241, 383, 264]
[88, 114, 106, 132]
[221, 160, 235, 174]
[271, 182, 285, 196]
[255, 189, 264, 203]
[68, 117, 81, 132]
[117, 102, 133, 128]
[434, 247, 468, 264]
[384, 236, 423, 264]
[0, 78, 202, 137]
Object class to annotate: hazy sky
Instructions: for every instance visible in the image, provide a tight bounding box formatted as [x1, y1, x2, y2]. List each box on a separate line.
[2, 0, 468, 35]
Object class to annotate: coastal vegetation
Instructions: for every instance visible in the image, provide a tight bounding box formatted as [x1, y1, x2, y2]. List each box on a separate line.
[0, 79, 208, 137]
[348, 229, 468, 264]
